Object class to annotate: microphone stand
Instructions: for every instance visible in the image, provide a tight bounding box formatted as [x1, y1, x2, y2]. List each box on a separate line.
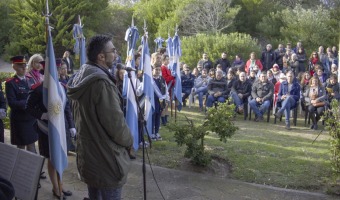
[127, 70, 150, 200]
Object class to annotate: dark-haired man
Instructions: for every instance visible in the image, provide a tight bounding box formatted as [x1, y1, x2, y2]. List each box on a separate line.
[249, 71, 274, 121]
[67, 35, 133, 199]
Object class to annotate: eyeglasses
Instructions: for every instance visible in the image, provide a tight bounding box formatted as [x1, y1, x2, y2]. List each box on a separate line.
[104, 48, 117, 54]
[313, 54, 317, 55]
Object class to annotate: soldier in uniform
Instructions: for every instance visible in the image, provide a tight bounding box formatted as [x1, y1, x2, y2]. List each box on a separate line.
[5, 56, 38, 151]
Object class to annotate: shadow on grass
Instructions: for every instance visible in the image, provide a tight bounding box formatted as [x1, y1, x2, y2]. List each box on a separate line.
[143, 106, 334, 192]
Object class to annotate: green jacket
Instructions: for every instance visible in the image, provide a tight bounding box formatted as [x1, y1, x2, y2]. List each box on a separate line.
[67, 64, 133, 188]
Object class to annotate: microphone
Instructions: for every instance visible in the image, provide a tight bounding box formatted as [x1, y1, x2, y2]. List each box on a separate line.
[122, 66, 137, 72]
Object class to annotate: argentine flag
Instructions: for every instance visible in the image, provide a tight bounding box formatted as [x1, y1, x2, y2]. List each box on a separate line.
[172, 33, 182, 111]
[43, 26, 68, 179]
[141, 35, 154, 139]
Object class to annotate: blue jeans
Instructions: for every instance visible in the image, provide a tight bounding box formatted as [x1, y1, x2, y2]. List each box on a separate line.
[206, 94, 225, 107]
[249, 99, 271, 117]
[277, 96, 296, 124]
[182, 88, 192, 102]
[195, 87, 208, 108]
[230, 91, 245, 107]
[88, 186, 122, 200]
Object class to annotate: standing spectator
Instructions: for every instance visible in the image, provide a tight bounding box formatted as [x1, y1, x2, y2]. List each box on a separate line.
[245, 52, 263, 75]
[332, 46, 338, 58]
[231, 72, 251, 114]
[249, 71, 274, 122]
[0, 86, 5, 143]
[6, 56, 37, 151]
[308, 51, 322, 76]
[67, 35, 132, 199]
[58, 60, 71, 85]
[326, 50, 338, 75]
[303, 76, 327, 130]
[292, 41, 303, 54]
[296, 47, 307, 73]
[160, 54, 173, 124]
[261, 44, 276, 71]
[193, 69, 211, 111]
[197, 53, 214, 72]
[206, 70, 228, 108]
[62, 50, 75, 74]
[289, 53, 300, 76]
[27, 54, 44, 84]
[317, 46, 328, 70]
[152, 65, 169, 141]
[216, 64, 226, 77]
[275, 44, 285, 70]
[274, 71, 300, 130]
[231, 54, 245, 72]
[181, 65, 195, 106]
[215, 52, 231, 73]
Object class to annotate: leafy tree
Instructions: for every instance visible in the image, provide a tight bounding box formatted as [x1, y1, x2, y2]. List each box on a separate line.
[280, 4, 337, 51]
[0, 0, 14, 55]
[7, 0, 109, 57]
[178, 0, 240, 35]
[181, 33, 261, 68]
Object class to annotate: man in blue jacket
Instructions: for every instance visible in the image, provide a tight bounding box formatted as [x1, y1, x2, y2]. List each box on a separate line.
[274, 70, 300, 130]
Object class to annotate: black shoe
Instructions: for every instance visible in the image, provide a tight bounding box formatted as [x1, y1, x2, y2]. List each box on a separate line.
[62, 190, 72, 196]
[310, 124, 314, 129]
[53, 190, 66, 200]
[255, 116, 264, 122]
[40, 171, 46, 179]
[314, 124, 318, 130]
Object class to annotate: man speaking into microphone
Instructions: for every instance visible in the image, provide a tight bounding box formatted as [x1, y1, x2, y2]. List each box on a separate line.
[67, 35, 133, 200]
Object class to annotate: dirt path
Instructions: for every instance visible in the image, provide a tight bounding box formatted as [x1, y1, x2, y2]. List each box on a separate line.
[3, 130, 338, 200]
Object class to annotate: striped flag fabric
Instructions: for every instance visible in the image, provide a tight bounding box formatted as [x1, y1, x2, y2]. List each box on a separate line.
[124, 26, 139, 150]
[172, 33, 182, 111]
[43, 26, 68, 179]
[141, 35, 154, 139]
[154, 36, 164, 52]
[73, 16, 86, 67]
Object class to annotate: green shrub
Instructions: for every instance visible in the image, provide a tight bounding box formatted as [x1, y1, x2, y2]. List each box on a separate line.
[1, 72, 15, 130]
[324, 100, 340, 179]
[181, 33, 261, 68]
[169, 101, 238, 166]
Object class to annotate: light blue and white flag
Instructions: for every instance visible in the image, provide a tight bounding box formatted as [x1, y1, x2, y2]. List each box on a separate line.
[141, 35, 154, 139]
[73, 16, 86, 67]
[172, 33, 182, 111]
[43, 26, 68, 179]
[154, 36, 164, 52]
[124, 25, 139, 150]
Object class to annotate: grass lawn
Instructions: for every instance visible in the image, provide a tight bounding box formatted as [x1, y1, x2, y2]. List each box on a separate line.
[140, 104, 335, 192]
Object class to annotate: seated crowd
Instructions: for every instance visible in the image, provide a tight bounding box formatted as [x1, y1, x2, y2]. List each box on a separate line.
[174, 42, 339, 130]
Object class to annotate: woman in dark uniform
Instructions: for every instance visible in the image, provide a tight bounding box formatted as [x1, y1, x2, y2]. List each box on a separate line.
[5, 56, 38, 152]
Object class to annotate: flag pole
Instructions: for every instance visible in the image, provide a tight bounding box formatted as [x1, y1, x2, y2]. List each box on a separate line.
[44, 1, 63, 199]
[174, 24, 179, 123]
